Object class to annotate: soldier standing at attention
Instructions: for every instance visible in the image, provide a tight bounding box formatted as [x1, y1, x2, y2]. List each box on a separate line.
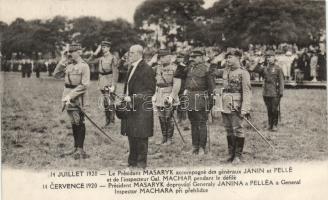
[153, 49, 182, 145]
[54, 43, 90, 159]
[98, 41, 119, 127]
[219, 49, 251, 164]
[182, 49, 216, 155]
[250, 50, 284, 132]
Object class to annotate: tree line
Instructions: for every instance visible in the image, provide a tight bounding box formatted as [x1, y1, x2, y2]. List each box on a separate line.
[0, 0, 325, 59]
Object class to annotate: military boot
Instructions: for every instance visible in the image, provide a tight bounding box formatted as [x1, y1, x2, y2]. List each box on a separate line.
[225, 135, 235, 162]
[191, 123, 199, 155]
[103, 111, 111, 127]
[192, 146, 199, 155]
[61, 125, 78, 157]
[164, 118, 174, 145]
[232, 137, 244, 164]
[109, 105, 116, 124]
[198, 147, 207, 156]
[73, 148, 89, 159]
[159, 117, 167, 144]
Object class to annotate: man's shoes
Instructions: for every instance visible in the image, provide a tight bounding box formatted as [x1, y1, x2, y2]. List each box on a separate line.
[163, 138, 173, 146]
[272, 125, 278, 132]
[61, 148, 77, 157]
[232, 156, 242, 164]
[161, 137, 167, 145]
[73, 148, 89, 159]
[192, 146, 199, 155]
[198, 147, 207, 156]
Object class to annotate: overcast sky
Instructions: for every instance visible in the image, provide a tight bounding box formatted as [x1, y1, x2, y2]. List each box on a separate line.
[0, 0, 217, 24]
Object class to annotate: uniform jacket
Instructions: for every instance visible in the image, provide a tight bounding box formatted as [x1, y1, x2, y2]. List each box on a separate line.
[254, 63, 284, 97]
[121, 60, 156, 138]
[54, 58, 90, 110]
[217, 66, 252, 113]
[153, 63, 180, 106]
[184, 62, 216, 111]
[98, 52, 119, 90]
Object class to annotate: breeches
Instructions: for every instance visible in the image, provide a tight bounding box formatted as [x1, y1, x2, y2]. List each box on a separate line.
[222, 112, 244, 138]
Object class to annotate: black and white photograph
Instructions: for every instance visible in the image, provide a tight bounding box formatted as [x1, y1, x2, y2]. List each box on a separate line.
[0, 0, 327, 199]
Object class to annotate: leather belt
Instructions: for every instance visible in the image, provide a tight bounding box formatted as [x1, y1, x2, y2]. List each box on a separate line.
[99, 71, 113, 75]
[65, 84, 78, 89]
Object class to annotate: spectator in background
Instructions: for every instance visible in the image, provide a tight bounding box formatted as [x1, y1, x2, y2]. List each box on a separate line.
[317, 50, 326, 81]
[34, 59, 42, 78]
[310, 50, 319, 82]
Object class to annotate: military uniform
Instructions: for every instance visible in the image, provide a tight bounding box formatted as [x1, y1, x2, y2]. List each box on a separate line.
[153, 49, 182, 145]
[98, 41, 119, 126]
[175, 53, 188, 124]
[54, 43, 90, 159]
[218, 49, 251, 163]
[183, 50, 216, 155]
[253, 51, 284, 131]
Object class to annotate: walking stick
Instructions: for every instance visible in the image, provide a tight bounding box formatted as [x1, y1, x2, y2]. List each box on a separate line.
[62, 102, 115, 142]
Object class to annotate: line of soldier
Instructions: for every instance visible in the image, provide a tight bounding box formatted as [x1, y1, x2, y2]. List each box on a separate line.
[54, 41, 284, 167]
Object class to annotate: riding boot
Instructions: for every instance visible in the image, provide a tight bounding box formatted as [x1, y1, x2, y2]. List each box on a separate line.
[232, 137, 244, 164]
[225, 135, 235, 162]
[165, 117, 174, 145]
[159, 117, 167, 144]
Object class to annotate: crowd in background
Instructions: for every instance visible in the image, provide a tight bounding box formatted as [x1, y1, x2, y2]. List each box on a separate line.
[1, 42, 326, 82]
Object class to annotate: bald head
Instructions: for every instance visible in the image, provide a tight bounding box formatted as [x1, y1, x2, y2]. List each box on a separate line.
[129, 44, 144, 63]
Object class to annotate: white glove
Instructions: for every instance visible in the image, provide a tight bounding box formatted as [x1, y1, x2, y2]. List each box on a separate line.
[124, 96, 132, 102]
[62, 96, 71, 105]
[183, 90, 188, 95]
[109, 86, 115, 93]
[165, 96, 173, 105]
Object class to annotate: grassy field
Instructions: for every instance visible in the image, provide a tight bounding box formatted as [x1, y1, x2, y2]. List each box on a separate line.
[1, 72, 327, 170]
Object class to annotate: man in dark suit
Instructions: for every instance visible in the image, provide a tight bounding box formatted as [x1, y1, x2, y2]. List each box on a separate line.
[121, 44, 156, 169]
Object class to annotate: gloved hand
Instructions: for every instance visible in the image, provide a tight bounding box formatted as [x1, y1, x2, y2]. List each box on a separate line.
[124, 96, 132, 102]
[109, 86, 115, 93]
[240, 110, 250, 119]
[63, 95, 71, 105]
[165, 96, 173, 105]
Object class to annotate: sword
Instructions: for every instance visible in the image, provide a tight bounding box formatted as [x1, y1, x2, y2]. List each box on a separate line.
[278, 98, 281, 123]
[231, 104, 275, 150]
[207, 121, 211, 152]
[171, 112, 186, 144]
[243, 116, 275, 150]
[76, 105, 115, 142]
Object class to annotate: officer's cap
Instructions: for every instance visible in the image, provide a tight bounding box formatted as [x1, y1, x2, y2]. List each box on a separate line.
[190, 50, 204, 57]
[101, 41, 111, 47]
[225, 49, 242, 58]
[157, 49, 171, 57]
[265, 50, 276, 57]
[68, 43, 82, 52]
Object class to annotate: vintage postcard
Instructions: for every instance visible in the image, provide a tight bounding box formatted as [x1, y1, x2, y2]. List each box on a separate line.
[1, 0, 327, 199]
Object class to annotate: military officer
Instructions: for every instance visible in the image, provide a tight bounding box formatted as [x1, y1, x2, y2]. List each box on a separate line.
[153, 49, 182, 145]
[218, 49, 251, 164]
[98, 41, 119, 127]
[175, 53, 189, 128]
[250, 50, 284, 131]
[182, 49, 216, 155]
[54, 43, 90, 159]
